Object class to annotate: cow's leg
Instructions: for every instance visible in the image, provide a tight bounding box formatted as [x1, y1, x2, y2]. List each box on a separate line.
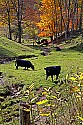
[25, 67, 27, 70]
[56, 75, 58, 80]
[16, 66, 18, 69]
[46, 75, 48, 80]
[51, 75, 53, 81]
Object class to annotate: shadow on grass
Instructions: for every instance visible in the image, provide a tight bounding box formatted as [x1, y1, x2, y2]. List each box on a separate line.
[24, 44, 50, 51]
[27, 41, 83, 53]
[69, 42, 83, 52]
[0, 46, 16, 57]
[60, 42, 83, 53]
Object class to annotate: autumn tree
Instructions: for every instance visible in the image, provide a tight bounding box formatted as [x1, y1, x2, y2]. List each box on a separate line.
[78, 0, 83, 31]
[37, 0, 83, 41]
[37, 0, 58, 41]
[23, 0, 40, 40]
[0, 0, 83, 42]
[0, 0, 15, 40]
[0, 0, 25, 43]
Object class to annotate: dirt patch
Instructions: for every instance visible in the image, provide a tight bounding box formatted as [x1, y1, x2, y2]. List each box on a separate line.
[0, 54, 37, 64]
[40, 47, 52, 56]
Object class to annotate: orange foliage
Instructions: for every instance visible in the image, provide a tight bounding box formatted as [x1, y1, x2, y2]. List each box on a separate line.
[37, 0, 82, 37]
[0, 0, 17, 26]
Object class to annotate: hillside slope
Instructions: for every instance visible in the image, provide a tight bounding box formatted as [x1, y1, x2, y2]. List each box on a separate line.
[0, 37, 37, 58]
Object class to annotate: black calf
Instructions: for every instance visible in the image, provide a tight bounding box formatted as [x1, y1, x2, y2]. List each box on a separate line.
[44, 66, 61, 81]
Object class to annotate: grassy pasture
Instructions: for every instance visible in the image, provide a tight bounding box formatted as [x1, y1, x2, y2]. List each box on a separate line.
[0, 36, 83, 125]
[0, 48, 82, 87]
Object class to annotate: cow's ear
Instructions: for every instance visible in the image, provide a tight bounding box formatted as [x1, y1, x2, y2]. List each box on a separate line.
[44, 68, 46, 70]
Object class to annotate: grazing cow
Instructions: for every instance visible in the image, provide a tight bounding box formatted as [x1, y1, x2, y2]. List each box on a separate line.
[41, 39, 48, 45]
[36, 39, 48, 46]
[55, 47, 61, 51]
[36, 41, 41, 44]
[15, 59, 34, 70]
[44, 66, 61, 81]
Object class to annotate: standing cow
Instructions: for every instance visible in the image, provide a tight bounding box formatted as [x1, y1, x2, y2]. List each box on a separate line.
[44, 66, 61, 81]
[15, 59, 34, 70]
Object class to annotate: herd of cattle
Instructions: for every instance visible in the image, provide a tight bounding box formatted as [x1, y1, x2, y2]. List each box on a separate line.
[36, 39, 49, 46]
[36, 39, 61, 51]
[15, 59, 61, 81]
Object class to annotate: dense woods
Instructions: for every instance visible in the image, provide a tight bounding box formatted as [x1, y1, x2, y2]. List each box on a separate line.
[0, 0, 83, 43]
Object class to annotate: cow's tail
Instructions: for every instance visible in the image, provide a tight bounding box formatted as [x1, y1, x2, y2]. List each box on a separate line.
[15, 60, 18, 69]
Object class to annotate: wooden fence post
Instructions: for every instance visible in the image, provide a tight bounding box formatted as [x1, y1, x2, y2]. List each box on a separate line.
[19, 101, 30, 125]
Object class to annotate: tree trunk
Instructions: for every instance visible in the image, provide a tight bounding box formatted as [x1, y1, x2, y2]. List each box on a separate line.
[17, 0, 22, 43]
[7, 7, 12, 40]
[79, 0, 83, 31]
[18, 20, 22, 43]
[71, 0, 77, 35]
[66, 0, 70, 38]
[58, 0, 63, 36]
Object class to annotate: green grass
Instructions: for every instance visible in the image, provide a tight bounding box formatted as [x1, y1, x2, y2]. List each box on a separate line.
[0, 44, 83, 88]
[0, 36, 83, 125]
[0, 36, 39, 57]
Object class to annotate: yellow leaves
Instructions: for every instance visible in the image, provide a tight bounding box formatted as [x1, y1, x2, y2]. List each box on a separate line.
[25, 90, 29, 95]
[79, 72, 83, 80]
[40, 112, 50, 117]
[69, 72, 83, 94]
[77, 116, 83, 121]
[45, 104, 55, 107]
[44, 87, 48, 91]
[23, 108, 30, 112]
[52, 95, 57, 99]
[29, 83, 34, 91]
[46, 95, 57, 100]
[66, 74, 69, 80]
[40, 111, 57, 117]
[30, 96, 38, 103]
[42, 91, 48, 95]
[70, 86, 80, 92]
[76, 95, 81, 98]
[69, 77, 77, 81]
[36, 99, 48, 105]
[69, 72, 83, 84]
[76, 95, 81, 101]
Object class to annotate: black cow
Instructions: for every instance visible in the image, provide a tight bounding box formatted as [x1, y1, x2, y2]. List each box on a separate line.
[41, 39, 48, 45]
[36, 41, 41, 44]
[55, 47, 61, 51]
[44, 66, 61, 81]
[36, 39, 48, 46]
[15, 59, 34, 70]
